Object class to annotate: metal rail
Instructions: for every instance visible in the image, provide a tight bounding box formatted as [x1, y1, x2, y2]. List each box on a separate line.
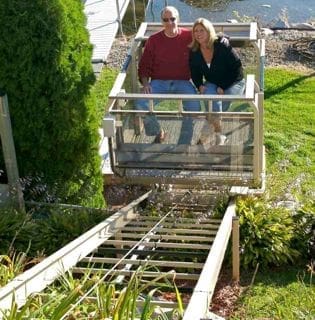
[0, 191, 151, 311]
[0, 190, 239, 319]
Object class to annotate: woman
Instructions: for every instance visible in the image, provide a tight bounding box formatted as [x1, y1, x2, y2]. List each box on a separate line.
[189, 18, 245, 112]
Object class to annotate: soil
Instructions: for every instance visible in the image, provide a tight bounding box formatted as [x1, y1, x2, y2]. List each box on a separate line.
[104, 28, 314, 318]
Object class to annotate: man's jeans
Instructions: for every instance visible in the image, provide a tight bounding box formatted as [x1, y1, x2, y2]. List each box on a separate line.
[204, 79, 246, 112]
[135, 80, 200, 142]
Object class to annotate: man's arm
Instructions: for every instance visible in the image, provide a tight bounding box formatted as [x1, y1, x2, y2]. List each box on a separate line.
[138, 36, 155, 93]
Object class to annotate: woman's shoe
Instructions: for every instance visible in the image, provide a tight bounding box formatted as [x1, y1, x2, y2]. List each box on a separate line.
[216, 134, 227, 145]
[154, 130, 166, 143]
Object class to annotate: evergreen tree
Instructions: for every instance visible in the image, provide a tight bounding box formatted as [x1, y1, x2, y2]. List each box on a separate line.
[0, 0, 105, 207]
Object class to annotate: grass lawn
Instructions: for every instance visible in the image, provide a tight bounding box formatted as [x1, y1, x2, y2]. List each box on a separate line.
[92, 67, 118, 118]
[263, 68, 315, 205]
[232, 265, 315, 320]
[230, 67, 315, 319]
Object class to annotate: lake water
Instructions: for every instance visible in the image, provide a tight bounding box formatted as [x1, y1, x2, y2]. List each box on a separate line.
[145, 0, 315, 26]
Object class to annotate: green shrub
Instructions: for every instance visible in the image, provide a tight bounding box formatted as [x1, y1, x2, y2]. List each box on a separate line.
[0, 0, 105, 207]
[0, 208, 31, 254]
[236, 196, 300, 269]
[291, 201, 315, 258]
[0, 206, 110, 257]
[29, 207, 110, 255]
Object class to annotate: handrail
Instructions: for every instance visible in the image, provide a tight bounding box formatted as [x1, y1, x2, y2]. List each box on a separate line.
[108, 109, 255, 116]
[183, 198, 236, 319]
[108, 74, 256, 114]
[109, 92, 254, 101]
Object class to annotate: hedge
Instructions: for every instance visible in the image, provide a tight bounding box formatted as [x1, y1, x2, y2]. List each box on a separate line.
[0, 0, 105, 207]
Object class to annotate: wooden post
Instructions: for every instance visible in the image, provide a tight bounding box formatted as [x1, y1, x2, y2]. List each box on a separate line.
[0, 92, 25, 211]
[232, 216, 240, 282]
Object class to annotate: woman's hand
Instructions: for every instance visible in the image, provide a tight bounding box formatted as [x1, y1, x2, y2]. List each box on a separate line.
[217, 87, 224, 94]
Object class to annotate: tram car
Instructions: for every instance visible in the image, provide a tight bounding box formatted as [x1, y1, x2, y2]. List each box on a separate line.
[103, 22, 265, 192]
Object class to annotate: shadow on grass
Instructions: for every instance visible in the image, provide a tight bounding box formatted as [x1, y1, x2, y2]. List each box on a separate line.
[265, 72, 315, 99]
[240, 263, 313, 288]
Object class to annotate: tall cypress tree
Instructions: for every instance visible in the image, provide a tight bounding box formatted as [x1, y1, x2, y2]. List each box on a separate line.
[0, 0, 105, 207]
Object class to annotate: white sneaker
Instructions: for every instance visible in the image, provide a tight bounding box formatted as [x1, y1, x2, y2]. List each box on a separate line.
[216, 134, 227, 145]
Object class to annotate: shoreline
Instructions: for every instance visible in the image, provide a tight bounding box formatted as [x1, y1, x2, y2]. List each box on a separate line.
[106, 28, 315, 73]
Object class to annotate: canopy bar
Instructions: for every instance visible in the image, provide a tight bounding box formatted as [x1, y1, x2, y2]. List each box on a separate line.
[135, 22, 260, 42]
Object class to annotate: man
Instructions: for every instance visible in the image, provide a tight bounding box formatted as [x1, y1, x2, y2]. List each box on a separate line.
[136, 6, 200, 143]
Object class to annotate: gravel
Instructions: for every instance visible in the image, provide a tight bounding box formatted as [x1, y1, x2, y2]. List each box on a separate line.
[106, 29, 315, 72]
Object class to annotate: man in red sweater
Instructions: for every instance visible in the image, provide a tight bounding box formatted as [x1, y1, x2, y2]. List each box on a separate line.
[136, 6, 200, 143]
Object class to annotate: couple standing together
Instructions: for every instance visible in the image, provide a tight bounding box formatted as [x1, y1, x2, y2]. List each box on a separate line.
[136, 6, 245, 144]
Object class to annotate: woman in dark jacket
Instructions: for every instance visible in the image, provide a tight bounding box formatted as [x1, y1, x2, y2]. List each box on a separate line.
[189, 18, 245, 113]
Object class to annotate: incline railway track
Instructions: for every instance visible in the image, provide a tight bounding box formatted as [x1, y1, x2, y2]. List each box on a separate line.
[0, 21, 264, 320]
[0, 188, 240, 320]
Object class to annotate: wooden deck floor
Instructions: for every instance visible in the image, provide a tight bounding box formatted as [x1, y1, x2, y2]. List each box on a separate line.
[122, 116, 254, 146]
[113, 116, 255, 175]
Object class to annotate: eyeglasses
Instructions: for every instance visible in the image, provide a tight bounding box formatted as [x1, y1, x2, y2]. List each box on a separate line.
[162, 17, 176, 23]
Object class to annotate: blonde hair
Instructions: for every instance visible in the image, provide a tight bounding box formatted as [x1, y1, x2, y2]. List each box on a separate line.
[189, 18, 218, 51]
[160, 6, 180, 22]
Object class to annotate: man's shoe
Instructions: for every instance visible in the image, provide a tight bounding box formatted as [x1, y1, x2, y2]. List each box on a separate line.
[154, 130, 166, 143]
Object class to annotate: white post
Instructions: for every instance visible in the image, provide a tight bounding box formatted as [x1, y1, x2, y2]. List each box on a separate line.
[115, 0, 123, 35]
[0, 93, 25, 211]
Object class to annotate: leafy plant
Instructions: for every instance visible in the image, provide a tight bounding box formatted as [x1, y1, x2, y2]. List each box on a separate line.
[291, 202, 315, 258]
[236, 196, 300, 269]
[0, 294, 37, 320]
[1, 266, 184, 319]
[0, 204, 111, 259]
[28, 207, 110, 255]
[0, 252, 28, 286]
[0, 209, 33, 254]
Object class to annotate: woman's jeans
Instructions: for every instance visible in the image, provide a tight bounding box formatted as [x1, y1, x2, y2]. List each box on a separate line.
[135, 80, 200, 141]
[204, 79, 246, 112]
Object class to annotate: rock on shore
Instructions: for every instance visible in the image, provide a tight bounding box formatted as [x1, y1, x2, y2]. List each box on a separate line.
[106, 29, 315, 72]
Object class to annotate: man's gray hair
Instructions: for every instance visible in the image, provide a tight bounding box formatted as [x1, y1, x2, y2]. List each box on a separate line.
[160, 6, 179, 20]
